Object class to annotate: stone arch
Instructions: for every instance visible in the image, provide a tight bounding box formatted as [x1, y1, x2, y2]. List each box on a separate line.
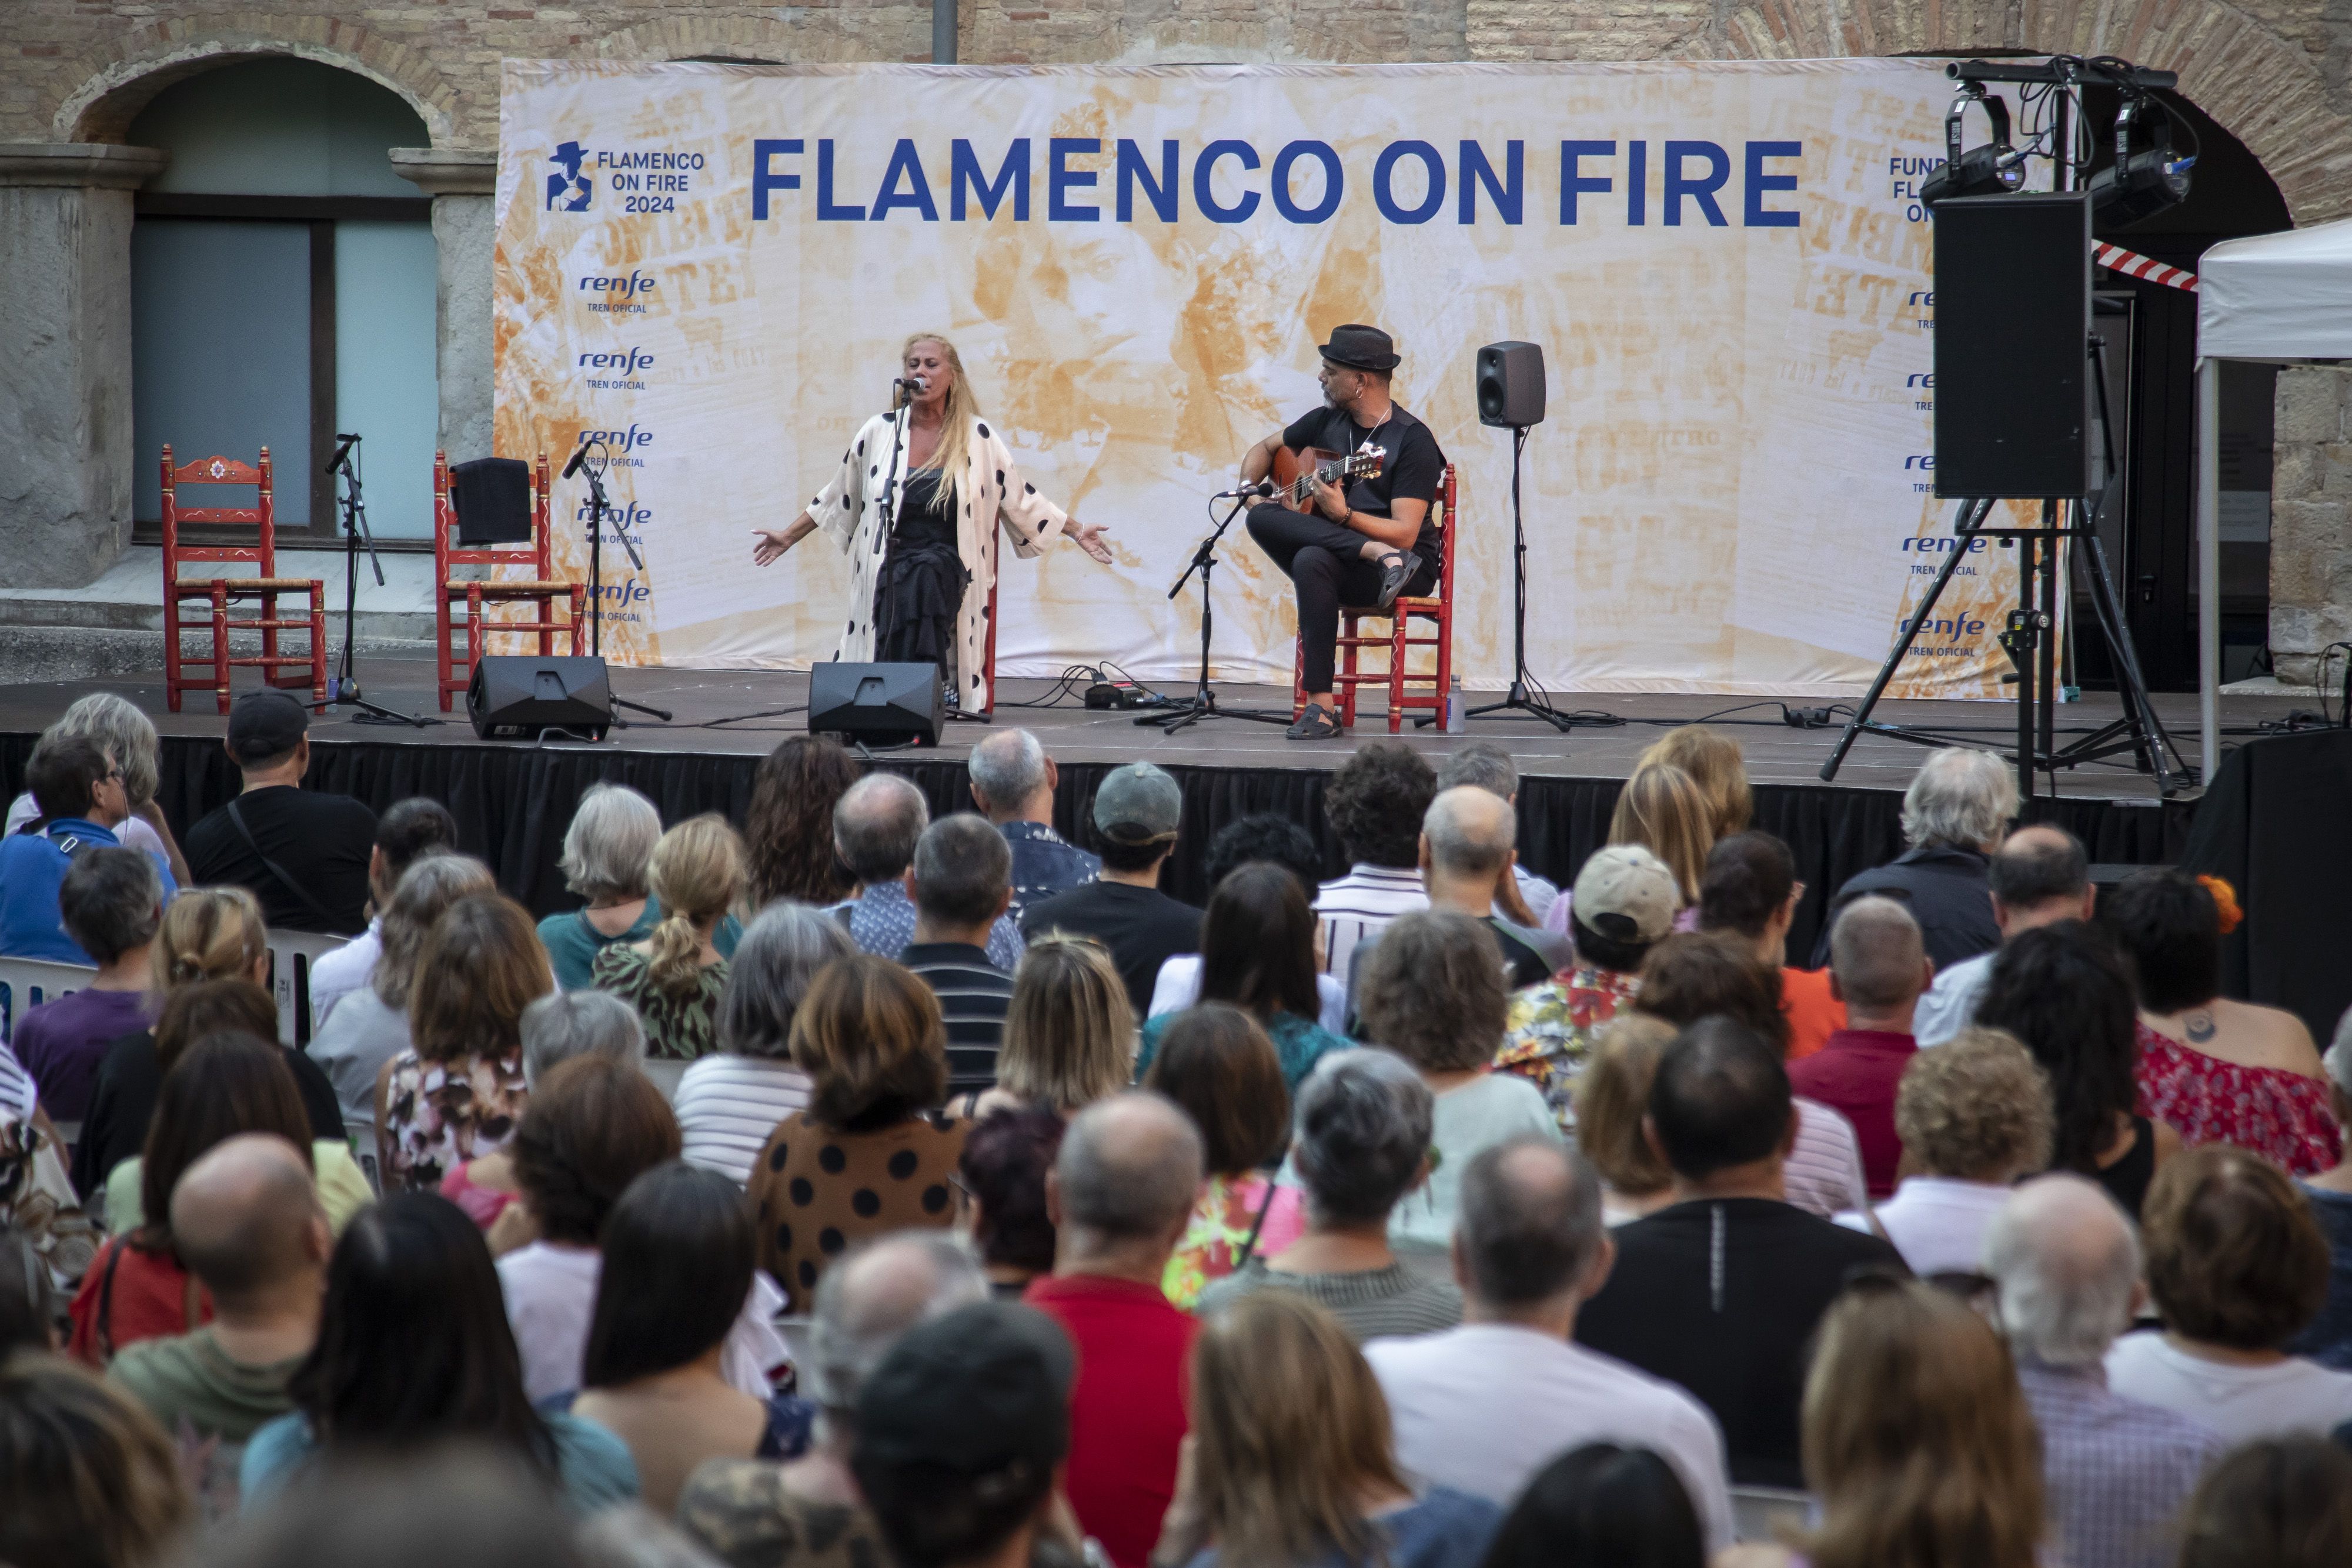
[1720, 0, 2352, 225]
[53, 15, 456, 148]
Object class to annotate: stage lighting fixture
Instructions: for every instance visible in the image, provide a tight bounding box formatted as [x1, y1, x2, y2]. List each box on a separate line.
[2089, 94, 2194, 229]
[1922, 84, 2024, 209]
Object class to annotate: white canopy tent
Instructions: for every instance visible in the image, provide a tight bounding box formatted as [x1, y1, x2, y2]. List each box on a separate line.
[2195, 218, 2352, 777]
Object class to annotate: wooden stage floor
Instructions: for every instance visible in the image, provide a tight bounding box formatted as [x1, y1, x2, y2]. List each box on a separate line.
[0, 654, 2308, 801]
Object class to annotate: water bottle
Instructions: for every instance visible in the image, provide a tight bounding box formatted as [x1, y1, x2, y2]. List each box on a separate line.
[1444, 675, 1466, 734]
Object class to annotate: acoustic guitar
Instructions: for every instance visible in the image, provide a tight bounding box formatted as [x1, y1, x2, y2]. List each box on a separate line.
[1269, 444, 1387, 512]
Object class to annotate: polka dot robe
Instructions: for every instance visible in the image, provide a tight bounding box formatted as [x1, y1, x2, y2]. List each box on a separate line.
[809, 408, 1073, 711]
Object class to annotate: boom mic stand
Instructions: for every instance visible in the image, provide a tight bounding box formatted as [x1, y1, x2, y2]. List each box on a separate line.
[315, 433, 429, 727]
[1137, 486, 1293, 735]
[1466, 426, 1576, 732]
[574, 439, 673, 724]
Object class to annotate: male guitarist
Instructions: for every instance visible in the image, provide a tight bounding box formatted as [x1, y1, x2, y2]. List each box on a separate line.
[1239, 324, 1446, 740]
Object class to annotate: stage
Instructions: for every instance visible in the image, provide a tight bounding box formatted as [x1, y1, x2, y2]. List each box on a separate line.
[0, 656, 2301, 958]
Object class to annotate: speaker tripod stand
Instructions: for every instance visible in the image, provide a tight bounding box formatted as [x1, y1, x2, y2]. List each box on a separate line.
[1467, 425, 1578, 733]
[1819, 336, 2191, 800]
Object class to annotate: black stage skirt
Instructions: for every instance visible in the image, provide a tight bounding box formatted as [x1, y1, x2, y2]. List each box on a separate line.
[874, 470, 968, 667]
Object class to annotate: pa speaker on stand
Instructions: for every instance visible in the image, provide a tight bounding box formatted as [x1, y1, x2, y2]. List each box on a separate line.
[1467, 341, 1574, 733]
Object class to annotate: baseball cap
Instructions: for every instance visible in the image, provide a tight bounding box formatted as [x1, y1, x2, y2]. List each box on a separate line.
[1573, 844, 1679, 945]
[1093, 761, 1181, 846]
[854, 1300, 1074, 1482]
[226, 690, 310, 765]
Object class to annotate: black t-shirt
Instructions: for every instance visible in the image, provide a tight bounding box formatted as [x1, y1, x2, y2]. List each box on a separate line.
[184, 785, 377, 935]
[1020, 881, 1202, 1022]
[1280, 404, 1447, 560]
[1573, 1197, 1906, 1487]
[70, 1028, 350, 1195]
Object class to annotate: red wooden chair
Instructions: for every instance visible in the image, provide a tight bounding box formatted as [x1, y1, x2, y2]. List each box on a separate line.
[1293, 465, 1458, 733]
[432, 452, 584, 711]
[160, 446, 328, 715]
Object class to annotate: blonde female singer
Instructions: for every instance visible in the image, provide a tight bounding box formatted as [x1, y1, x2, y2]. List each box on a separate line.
[752, 333, 1113, 710]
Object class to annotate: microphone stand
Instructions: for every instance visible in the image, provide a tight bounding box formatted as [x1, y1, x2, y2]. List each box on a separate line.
[314, 435, 429, 727]
[1137, 487, 1292, 735]
[576, 440, 673, 724]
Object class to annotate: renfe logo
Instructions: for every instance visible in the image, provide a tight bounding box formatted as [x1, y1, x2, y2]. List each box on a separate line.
[578, 500, 653, 526]
[579, 424, 654, 453]
[580, 271, 656, 297]
[579, 347, 657, 374]
[547, 141, 593, 212]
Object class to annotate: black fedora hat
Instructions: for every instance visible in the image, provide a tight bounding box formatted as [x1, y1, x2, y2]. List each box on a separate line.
[1317, 323, 1401, 372]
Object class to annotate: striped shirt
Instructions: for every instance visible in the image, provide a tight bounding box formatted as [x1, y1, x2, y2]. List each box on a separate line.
[1314, 865, 1428, 982]
[900, 942, 1014, 1095]
[0, 1041, 35, 1121]
[1786, 1099, 1869, 1219]
[1198, 1259, 1464, 1343]
[674, 1055, 813, 1187]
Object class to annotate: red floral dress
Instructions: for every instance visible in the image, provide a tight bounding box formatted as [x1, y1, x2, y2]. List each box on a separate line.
[2134, 1023, 2341, 1176]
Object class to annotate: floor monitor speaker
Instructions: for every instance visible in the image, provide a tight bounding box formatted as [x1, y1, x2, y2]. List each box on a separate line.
[808, 663, 944, 747]
[467, 655, 613, 740]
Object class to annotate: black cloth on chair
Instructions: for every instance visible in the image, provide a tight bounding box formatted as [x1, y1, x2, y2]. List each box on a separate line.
[449, 457, 534, 544]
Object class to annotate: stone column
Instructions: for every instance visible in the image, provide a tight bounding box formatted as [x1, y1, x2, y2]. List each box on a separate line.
[2267, 369, 2352, 687]
[390, 148, 498, 461]
[0, 143, 169, 589]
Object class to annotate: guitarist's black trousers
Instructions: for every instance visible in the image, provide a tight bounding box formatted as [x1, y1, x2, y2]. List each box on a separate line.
[1246, 504, 1438, 694]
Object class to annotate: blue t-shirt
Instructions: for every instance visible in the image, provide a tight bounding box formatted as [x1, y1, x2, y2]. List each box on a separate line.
[1187, 1487, 1501, 1568]
[536, 896, 742, 993]
[240, 1409, 639, 1514]
[0, 819, 177, 964]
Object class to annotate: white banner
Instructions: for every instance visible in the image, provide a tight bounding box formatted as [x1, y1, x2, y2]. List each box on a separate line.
[494, 58, 2030, 696]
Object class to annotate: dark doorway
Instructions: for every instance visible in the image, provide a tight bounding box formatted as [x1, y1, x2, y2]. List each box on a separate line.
[2072, 86, 2290, 692]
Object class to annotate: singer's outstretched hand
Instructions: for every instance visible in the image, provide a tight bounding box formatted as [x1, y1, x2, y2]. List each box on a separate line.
[754, 511, 818, 566]
[1070, 519, 1113, 564]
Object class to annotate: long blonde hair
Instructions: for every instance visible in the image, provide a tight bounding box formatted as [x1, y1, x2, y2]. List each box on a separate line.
[644, 814, 747, 997]
[147, 886, 268, 997]
[1802, 1279, 2044, 1568]
[1190, 1292, 1409, 1568]
[1640, 726, 1752, 840]
[901, 331, 981, 516]
[1608, 761, 1714, 906]
[997, 934, 1134, 1111]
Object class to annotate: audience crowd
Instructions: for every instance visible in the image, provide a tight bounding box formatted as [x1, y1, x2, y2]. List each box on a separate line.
[6, 690, 2352, 1568]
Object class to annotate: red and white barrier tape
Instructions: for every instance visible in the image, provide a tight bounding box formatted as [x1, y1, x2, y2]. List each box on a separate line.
[2095, 243, 2198, 292]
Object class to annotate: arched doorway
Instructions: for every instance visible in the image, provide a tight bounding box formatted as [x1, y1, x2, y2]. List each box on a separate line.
[2073, 86, 2290, 691]
[128, 58, 439, 543]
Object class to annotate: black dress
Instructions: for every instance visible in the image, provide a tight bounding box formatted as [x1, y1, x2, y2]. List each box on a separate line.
[873, 468, 968, 668]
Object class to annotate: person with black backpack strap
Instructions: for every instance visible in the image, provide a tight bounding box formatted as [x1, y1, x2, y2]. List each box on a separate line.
[182, 691, 375, 936]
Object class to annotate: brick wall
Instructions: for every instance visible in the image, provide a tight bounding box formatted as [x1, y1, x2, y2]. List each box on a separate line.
[9, 0, 2351, 222]
[11, 0, 2352, 676]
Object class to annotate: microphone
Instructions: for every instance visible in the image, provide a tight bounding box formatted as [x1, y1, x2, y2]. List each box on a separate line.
[562, 439, 599, 480]
[324, 433, 360, 476]
[894, 375, 930, 392]
[1215, 479, 1275, 499]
